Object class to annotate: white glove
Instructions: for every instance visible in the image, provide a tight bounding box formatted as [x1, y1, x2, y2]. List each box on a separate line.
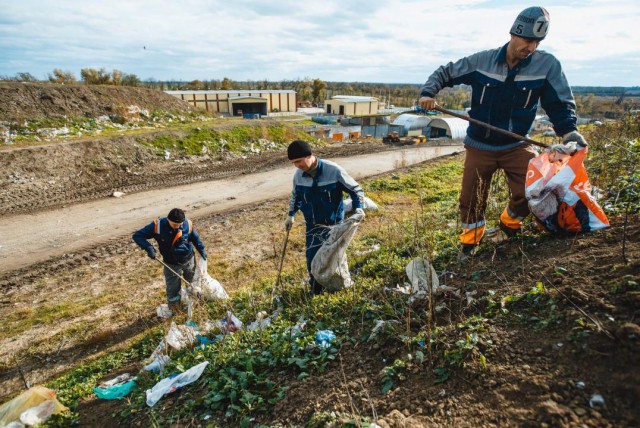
[350, 208, 365, 222]
[562, 130, 588, 147]
[284, 216, 295, 231]
[545, 141, 577, 155]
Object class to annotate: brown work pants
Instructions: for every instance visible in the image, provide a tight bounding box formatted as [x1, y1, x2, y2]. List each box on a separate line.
[459, 145, 537, 244]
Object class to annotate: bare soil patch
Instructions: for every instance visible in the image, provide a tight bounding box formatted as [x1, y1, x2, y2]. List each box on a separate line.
[265, 220, 640, 428]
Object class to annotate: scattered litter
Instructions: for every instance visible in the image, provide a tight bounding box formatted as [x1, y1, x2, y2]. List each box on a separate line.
[315, 330, 336, 349]
[288, 317, 307, 338]
[215, 311, 243, 334]
[196, 335, 217, 348]
[394, 257, 458, 303]
[93, 373, 137, 400]
[156, 304, 172, 319]
[247, 311, 271, 331]
[100, 373, 135, 388]
[0, 386, 68, 427]
[552, 342, 564, 350]
[438, 389, 446, 397]
[164, 149, 171, 160]
[111, 191, 126, 198]
[144, 355, 171, 373]
[589, 393, 605, 408]
[179, 287, 194, 320]
[354, 243, 380, 256]
[465, 290, 477, 306]
[166, 321, 197, 350]
[576, 381, 586, 389]
[20, 400, 56, 426]
[146, 361, 209, 407]
[369, 319, 401, 341]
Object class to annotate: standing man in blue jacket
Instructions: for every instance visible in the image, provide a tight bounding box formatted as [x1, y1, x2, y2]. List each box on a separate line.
[285, 140, 365, 295]
[418, 6, 587, 261]
[133, 208, 207, 309]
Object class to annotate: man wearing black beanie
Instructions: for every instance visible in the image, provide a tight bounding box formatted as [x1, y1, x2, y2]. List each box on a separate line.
[133, 208, 207, 313]
[285, 140, 365, 295]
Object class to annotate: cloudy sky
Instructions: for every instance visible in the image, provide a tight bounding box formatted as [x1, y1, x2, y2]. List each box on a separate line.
[1, 0, 638, 86]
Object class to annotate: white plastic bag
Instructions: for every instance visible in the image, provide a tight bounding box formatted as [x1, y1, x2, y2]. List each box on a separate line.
[310, 218, 361, 291]
[143, 355, 171, 372]
[191, 256, 229, 300]
[406, 257, 440, 294]
[165, 321, 197, 350]
[146, 361, 209, 407]
[246, 311, 271, 331]
[20, 401, 56, 426]
[156, 304, 172, 319]
[404, 257, 457, 301]
[343, 196, 379, 213]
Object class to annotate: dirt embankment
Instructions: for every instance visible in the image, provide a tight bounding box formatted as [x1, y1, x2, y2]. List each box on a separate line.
[0, 82, 194, 123]
[0, 137, 392, 216]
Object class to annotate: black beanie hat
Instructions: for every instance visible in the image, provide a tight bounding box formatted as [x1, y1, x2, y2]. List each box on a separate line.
[287, 140, 313, 160]
[167, 208, 185, 223]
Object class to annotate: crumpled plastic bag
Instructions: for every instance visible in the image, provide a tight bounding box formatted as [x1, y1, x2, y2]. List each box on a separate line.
[315, 330, 336, 349]
[391, 258, 458, 303]
[20, 400, 56, 426]
[343, 196, 379, 213]
[310, 218, 361, 291]
[215, 311, 243, 334]
[143, 355, 171, 373]
[166, 321, 197, 350]
[0, 386, 68, 427]
[246, 311, 271, 331]
[156, 304, 172, 319]
[93, 372, 137, 400]
[191, 256, 229, 300]
[146, 361, 209, 407]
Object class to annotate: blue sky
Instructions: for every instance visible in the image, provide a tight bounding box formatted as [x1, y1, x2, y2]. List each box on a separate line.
[1, 0, 638, 86]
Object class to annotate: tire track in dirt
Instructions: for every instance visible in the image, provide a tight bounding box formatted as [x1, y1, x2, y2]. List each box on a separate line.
[1, 141, 393, 216]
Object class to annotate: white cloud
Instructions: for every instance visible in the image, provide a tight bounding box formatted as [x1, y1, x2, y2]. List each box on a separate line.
[0, 0, 638, 85]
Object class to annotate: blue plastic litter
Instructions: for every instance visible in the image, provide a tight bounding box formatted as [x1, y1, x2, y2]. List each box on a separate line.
[93, 380, 137, 400]
[196, 335, 217, 347]
[315, 330, 336, 349]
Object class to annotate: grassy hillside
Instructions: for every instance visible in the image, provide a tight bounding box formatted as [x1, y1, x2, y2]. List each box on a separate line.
[30, 115, 640, 427]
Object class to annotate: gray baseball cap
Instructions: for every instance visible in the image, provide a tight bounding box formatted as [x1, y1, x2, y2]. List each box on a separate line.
[510, 6, 550, 41]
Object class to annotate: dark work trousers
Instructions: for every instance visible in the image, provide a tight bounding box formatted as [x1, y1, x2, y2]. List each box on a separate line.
[163, 255, 195, 303]
[305, 225, 332, 295]
[459, 145, 538, 237]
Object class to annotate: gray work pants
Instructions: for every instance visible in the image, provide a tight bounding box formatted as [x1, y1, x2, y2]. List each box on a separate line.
[163, 256, 195, 303]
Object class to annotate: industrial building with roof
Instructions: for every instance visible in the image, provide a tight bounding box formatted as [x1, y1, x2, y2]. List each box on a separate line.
[324, 96, 379, 116]
[164, 90, 297, 116]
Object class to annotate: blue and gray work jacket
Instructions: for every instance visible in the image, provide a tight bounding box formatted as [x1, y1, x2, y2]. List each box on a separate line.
[133, 217, 206, 264]
[420, 42, 577, 151]
[288, 159, 365, 227]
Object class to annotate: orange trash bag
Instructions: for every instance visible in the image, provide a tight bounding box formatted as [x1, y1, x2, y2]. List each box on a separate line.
[525, 146, 609, 234]
[0, 385, 69, 426]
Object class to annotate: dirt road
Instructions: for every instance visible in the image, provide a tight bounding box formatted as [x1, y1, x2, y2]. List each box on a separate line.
[1, 144, 462, 273]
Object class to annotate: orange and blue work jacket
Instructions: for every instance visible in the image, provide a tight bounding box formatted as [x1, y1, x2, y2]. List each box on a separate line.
[132, 217, 206, 264]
